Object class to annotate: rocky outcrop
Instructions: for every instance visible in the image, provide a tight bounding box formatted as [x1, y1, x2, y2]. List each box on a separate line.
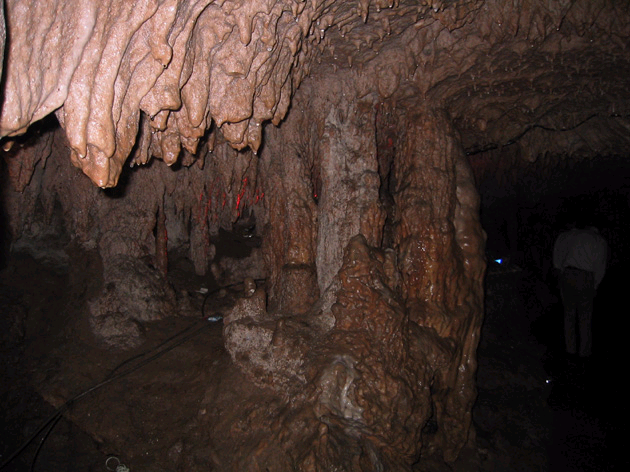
[1, 0, 628, 470]
[2, 1, 629, 188]
[217, 69, 485, 466]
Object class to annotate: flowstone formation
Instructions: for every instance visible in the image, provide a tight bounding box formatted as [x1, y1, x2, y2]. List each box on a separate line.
[211, 66, 485, 467]
[1, 0, 629, 469]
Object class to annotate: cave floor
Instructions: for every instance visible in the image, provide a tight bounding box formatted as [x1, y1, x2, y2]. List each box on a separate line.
[0, 254, 627, 471]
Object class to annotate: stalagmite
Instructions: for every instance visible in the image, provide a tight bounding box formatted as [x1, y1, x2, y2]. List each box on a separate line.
[1, 0, 629, 470]
[392, 107, 485, 460]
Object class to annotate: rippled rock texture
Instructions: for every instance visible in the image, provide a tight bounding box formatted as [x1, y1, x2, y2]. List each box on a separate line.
[1, 0, 628, 469]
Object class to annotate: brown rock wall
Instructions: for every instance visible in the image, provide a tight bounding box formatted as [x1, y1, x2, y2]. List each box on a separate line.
[260, 115, 319, 314]
[3, 0, 629, 191]
[390, 107, 485, 460]
[221, 234, 427, 470]
[316, 95, 385, 294]
[6, 0, 615, 469]
[218, 75, 485, 466]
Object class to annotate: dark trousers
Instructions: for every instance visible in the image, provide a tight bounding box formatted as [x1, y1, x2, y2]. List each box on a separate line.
[559, 267, 595, 357]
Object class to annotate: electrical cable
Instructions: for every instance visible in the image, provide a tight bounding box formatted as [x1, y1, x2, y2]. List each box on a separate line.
[1, 277, 267, 470]
[29, 411, 62, 472]
[0, 304, 228, 470]
[1, 318, 216, 471]
[103, 318, 209, 381]
[108, 279, 257, 380]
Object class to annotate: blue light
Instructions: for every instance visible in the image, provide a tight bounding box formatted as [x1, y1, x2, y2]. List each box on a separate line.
[494, 258, 502, 264]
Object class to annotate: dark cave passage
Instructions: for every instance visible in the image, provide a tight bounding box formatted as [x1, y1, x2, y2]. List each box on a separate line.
[2, 1, 630, 470]
[475, 167, 629, 471]
[3, 152, 629, 472]
[477, 258, 626, 472]
[2, 226, 628, 470]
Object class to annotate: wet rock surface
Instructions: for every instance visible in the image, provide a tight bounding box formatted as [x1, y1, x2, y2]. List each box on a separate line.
[221, 235, 443, 469]
[2, 1, 629, 188]
[88, 255, 178, 349]
[0, 1, 629, 471]
[1, 61, 487, 470]
[1, 251, 626, 471]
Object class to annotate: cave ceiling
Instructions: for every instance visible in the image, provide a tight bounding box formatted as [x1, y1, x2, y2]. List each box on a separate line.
[0, 4, 626, 467]
[1, 0, 629, 189]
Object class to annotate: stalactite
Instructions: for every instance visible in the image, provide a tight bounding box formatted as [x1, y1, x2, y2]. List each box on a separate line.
[0, 0, 628, 470]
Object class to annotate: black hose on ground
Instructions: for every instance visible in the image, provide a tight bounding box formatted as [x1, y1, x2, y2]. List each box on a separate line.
[2, 276, 267, 470]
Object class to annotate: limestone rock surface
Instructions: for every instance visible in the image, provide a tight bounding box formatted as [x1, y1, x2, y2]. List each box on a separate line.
[1, 0, 628, 470]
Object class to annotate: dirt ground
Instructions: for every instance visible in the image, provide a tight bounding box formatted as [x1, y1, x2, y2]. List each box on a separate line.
[1, 253, 626, 471]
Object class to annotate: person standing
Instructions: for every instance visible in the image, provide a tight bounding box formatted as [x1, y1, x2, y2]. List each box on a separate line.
[553, 224, 607, 358]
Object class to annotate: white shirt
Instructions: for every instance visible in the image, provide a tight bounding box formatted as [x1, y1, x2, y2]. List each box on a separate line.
[553, 228, 607, 288]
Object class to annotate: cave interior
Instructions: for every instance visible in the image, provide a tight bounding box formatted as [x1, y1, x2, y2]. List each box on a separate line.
[1, 1, 629, 471]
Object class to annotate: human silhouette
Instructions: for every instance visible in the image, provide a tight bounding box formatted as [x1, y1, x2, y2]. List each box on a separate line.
[553, 223, 607, 358]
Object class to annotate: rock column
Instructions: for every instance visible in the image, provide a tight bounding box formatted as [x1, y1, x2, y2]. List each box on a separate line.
[392, 107, 486, 461]
[316, 97, 385, 293]
[261, 118, 320, 314]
